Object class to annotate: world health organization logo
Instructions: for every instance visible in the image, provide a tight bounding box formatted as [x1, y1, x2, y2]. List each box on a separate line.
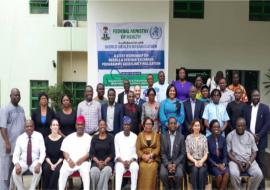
[150, 26, 162, 39]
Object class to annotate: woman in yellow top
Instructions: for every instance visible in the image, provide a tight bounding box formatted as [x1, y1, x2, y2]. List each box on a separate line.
[136, 117, 160, 190]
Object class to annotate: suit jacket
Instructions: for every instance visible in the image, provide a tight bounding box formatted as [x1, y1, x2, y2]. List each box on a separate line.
[183, 99, 205, 135]
[101, 103, 123, 135]
[135, 98, 146, 108]
[245, 103, 270, 149]
[160, 131, 186, 167]
[32, 106, 55, 137]
[117, 91, 125, 104]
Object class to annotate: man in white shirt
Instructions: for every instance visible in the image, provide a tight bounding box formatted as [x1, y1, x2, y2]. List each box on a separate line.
[12, 119, 45, 190]
[58, 115, 92, 190]
[153, 71, 169, 103]
[114, 116, 139, 190]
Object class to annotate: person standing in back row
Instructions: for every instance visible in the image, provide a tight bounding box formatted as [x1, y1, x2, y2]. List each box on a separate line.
[0, 88, 25, 190]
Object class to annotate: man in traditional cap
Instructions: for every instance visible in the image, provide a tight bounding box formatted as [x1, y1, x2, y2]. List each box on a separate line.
[114, 116, 139, 190]
[58, 115, 92, 190]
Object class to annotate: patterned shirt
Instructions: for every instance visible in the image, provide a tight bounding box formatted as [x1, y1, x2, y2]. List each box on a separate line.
[77, 100, 101, 134]
[186, 134, 208, 160]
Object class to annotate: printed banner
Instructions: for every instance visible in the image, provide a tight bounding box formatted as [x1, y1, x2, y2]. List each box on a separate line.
[96, 22, 165, 87]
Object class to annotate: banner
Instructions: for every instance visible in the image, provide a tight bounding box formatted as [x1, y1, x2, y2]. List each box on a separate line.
[96, 22, 165, 87]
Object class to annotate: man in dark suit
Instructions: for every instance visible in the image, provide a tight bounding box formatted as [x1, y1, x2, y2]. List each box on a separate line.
[160, 117, 186, 190]
[117, 79, 130, 104]
[134, 85, 146, 108]
[101, 88, 123, 135]
[245, 89, 270, 190]
[183, 86, 205, 136]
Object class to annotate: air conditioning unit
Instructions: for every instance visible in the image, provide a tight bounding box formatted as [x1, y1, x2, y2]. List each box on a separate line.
[63, 20, 78, 27]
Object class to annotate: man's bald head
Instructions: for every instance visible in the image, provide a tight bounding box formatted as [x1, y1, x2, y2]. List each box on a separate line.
[10, 88, 21, 106]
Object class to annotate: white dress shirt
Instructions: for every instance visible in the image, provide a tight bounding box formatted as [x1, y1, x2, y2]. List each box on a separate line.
[12, 131, 46, 165]
[153, 82, 169, 103]
[220, 88, 235, 108]
[106, 103, 115, 132]
[250, 103, 259, 134]
[114, 131, 138, 161]
[61, 132, 92, 162]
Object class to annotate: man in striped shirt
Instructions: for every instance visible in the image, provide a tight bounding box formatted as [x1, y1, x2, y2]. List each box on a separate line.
[77, 85, 101, 135]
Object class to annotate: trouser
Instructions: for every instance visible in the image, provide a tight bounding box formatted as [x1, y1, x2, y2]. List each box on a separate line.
[90, 166, 112, 190]
[160, 164, 184, 189]
[0, 155, 13, 190]
[58, 161, 90, 190]
[189, 165, 207, 190]
[12, 160, 42, 190]
[229, 161, 263, 190]
[42, 162, 61, 190]
[257, 150, 266, 190]
[115, 161, 139, 190]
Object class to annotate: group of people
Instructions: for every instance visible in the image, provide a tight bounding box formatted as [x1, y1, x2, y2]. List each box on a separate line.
[0, 68, 269, 190]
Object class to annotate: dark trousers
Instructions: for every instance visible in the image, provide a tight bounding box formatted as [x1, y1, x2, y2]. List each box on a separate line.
[42, 162, 61, 190]
[189, 165, 207, 190]
[160, 164, 184, 189]
[257, 150, 266, 190]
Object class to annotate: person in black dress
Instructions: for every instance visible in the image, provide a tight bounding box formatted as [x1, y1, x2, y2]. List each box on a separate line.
[90, 120, 114, 190]
[32, 92, 55, 138]
[42, 118, 64, 190]
[56, 94, 77, 137]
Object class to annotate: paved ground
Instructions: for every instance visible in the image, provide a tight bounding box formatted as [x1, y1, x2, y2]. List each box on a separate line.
[20, 176, 270, 190]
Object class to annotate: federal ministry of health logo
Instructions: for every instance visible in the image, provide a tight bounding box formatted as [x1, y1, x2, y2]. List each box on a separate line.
[150, 26, 162, 39]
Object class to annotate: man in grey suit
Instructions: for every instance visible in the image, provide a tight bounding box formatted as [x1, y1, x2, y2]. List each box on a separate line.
[160, 117, 186, 190]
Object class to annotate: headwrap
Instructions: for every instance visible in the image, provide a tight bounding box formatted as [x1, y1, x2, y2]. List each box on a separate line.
[123, 116, 132, 125]
[76, 115, 86, 124]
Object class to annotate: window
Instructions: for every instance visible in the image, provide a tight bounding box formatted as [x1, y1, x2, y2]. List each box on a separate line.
[30, 80, 49, 114]
[30, 0, 49, 14]
[250, 0, 270, 21]
[64, 0, 87, 21]
[174, 0, 204, 19]
[63, 82, 86, 107]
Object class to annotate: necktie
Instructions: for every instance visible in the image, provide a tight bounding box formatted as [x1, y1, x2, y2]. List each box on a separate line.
[27, 136, 32, 166]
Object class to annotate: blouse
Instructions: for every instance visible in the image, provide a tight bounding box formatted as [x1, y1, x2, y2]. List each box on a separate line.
[56, 109, 77, 136]
[45, 136, 64, 163]
[171, 80, 192, 101]
[141, 102, 160, 132]
[159, 98, 185, 127]
[89, 134, 115, 169]
[185, 134, 208, 160]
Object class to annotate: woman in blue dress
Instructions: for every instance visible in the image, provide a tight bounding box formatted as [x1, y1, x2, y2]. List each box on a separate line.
[159, 84, 185, 134]
[207, 119, 229, 190]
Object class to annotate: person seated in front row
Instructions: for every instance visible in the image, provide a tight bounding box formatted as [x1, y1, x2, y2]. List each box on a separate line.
[42, 119, 64, 190]
[160, 117, 186, 190]
[136, 117, 160, 190]
[12, 119, 46, 190]
[207, 120, 229, 190]
[58, 115, 92, 190]
[90, 119, 114, 190]
[114, 116, 139, 190]
[227, 118, 263, 190]
[185, 119, 208, 190]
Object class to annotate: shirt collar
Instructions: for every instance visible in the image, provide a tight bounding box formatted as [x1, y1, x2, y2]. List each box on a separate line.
[169, 131, 176, 136]
[251, 103, 260, 107]
[190, 98, 196, 103]
[108, 102, 115, 107]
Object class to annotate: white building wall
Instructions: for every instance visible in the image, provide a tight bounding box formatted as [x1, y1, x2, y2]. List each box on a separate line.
[0, 0, 87, 117]
[169, 1, 270, 104]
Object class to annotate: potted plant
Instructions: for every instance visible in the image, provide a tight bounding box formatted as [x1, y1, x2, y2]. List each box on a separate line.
[263, 69, 270, 95]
